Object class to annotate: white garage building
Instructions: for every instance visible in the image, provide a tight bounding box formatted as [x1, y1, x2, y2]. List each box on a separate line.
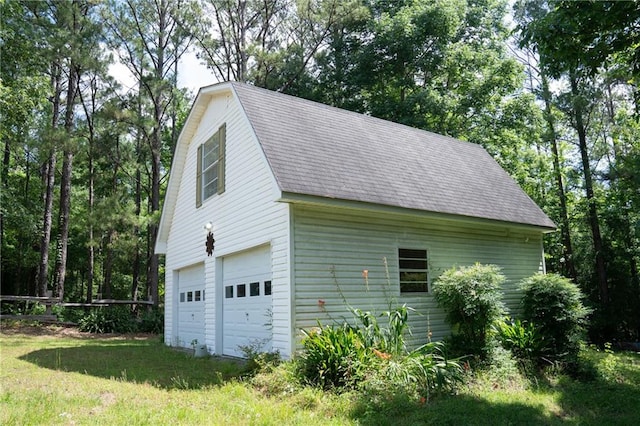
[155, 82, 555, 358]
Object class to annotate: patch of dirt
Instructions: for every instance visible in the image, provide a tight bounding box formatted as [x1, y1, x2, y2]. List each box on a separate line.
[0, 320, 156, 340]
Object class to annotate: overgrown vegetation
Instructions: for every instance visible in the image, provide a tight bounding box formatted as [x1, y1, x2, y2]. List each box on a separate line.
[295, 263, 463, 404]
[0, 301, 47, 316]
[494, 317, 545, 367]
[432, 265, 596, 380]
[520, 273, 591, 365]
[3, 0, 638, 349]
[3, 324, 639, 425]
[433, 264, 507, 358]
[67, 306, 163, 334]
[297, 305, 463, 403]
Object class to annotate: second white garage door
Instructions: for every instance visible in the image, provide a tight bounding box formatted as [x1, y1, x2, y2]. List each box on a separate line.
[222, 245, 272, 357]
[176, 263, 205, 349]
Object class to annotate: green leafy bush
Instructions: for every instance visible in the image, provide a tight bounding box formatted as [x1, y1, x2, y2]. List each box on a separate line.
[400, 342, 464, 395]
[298, 302, 414, 389]
[78, 306, 137, 333]
[299, 323, 375, 389]
[52, 305, 85, 323]
[520, 273, 591, 362]
[433, 264, 507, 356]
[138, 307, 164, 334]
[26, 302, 46, 315]
[495, 317, 545, 363]
[299, 262, 463, 397]
[0, 301, 46, 315]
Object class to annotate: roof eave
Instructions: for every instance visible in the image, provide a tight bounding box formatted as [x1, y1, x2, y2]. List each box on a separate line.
[279, 191, 557, 233]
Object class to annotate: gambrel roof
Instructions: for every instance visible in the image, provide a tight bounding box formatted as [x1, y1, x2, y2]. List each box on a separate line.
[157, 82, 554, 252]
[231, 82, 555, 230]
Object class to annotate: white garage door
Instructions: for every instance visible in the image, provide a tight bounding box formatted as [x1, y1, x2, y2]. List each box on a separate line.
[222, 245, 272, 357]
[176, 264, 205, 349]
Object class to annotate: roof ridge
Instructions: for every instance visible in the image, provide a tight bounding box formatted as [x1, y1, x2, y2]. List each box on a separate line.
[228, 81, 482, 150]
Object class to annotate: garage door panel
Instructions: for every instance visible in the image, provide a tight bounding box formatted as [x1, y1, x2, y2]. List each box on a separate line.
[222, 246, 272, 357]
[176, 264, 205, 348]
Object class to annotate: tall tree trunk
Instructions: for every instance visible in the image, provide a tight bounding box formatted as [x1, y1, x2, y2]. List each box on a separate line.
[147, 92, 162, 305]
[54, 64, 79, 300]
[132, 167, 141, 302]
[103, 230, 114, 299]
[145, 0, 167, 306]
[147, 148, 160, 304]
[53, 150, 73, 298]
[22, 149, 35, 295]
[38, 155, 56, 296]
[603, 78, 640, 296]
[131, 72, 143, 304]
[570, 73, 608, 305]
[0, 119, 10, 294]
[87, 151, 94, 303]
[80, 75, 97, 304]
[1, 135, 9, 279]
[115, 0, 189, 306]
[38, 63, 63, 297]
[52, 0, 91, 301]
[541, 75, 577, 280]
[86, 101, 94, 304]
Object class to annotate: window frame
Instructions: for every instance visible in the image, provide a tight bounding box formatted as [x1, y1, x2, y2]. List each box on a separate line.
[196, 123, 226, 207]
[237, 283, 246, 298]
[250, 282, 260, 297]
[398, 247, 429, 293]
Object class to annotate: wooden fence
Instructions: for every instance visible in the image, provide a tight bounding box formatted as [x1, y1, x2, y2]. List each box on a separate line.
[0, 295, 154, 323]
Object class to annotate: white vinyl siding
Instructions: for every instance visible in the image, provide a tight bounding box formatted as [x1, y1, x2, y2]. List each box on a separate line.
[164, 91, 290, 355]
[292, 204, 545, 349]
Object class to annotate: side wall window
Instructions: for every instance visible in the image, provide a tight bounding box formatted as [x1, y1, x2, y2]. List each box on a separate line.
[196, 123, 226, 207]
[399, 248, 428, 293]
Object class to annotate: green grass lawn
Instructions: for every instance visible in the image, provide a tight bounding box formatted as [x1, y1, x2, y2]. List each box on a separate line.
[2, 323, 639, 425]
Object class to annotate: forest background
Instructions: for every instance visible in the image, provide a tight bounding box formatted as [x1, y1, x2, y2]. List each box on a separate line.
[1, 0, 639, 343]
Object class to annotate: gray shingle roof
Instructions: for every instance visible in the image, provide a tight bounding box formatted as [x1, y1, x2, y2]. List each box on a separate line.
[231, 82, 555, 230]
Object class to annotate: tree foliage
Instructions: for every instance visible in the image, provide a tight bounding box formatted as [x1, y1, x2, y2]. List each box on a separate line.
[1, 0, 638, 343]
[514, 0, 640, 342]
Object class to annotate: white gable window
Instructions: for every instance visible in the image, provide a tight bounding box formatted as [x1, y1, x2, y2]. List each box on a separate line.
[196, 123, 226, 207]
[399, 248, 428, 293]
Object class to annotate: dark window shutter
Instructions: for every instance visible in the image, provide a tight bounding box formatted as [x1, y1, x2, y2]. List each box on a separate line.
[217, 123, 226, 194]
[196, 144, 202, 208]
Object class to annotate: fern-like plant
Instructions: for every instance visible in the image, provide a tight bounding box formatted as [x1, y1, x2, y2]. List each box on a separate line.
[433, 263, 507, 357]
[520, 273, 591, 362]
[495, 317, 545, 362]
